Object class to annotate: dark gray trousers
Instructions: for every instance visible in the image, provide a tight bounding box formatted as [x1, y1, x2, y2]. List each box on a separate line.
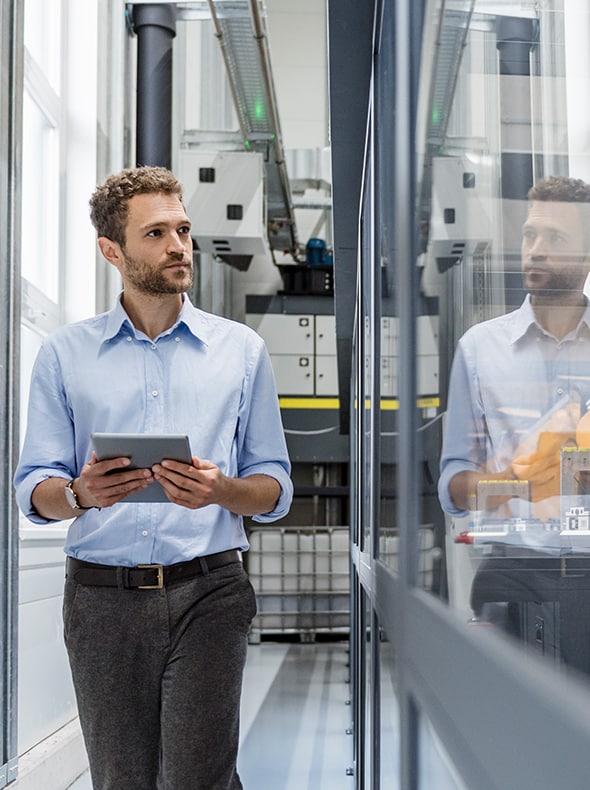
[63, 560, 256, 790]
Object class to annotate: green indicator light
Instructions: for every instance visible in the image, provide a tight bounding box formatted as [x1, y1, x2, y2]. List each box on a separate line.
[432, 108, 440, 124]
[244, 140, 251, 151]
[254, 101, 264, 120]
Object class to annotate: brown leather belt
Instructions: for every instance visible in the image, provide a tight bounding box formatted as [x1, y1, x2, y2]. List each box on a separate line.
[66, 550, 241, 590]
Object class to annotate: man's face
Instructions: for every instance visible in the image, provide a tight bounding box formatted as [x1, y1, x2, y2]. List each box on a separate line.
[117, 192, 194, 295]
[521, 200, 590, 299]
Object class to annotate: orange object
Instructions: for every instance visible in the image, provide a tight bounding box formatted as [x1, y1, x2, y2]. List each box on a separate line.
[512, 430, 576, 501]
[576, 408, 590, 448]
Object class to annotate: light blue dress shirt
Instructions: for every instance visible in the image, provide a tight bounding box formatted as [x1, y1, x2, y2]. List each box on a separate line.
[439, 295, 590, 517]
[14, 295, 293, 565]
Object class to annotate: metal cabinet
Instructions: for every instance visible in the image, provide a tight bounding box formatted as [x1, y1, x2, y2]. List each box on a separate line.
[246, 301, 339, 397]
[379, 314, 439, 398]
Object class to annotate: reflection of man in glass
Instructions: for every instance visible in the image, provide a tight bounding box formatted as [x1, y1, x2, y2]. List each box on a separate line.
[439, 176, 590, 521]
[438, 176, 590, 672]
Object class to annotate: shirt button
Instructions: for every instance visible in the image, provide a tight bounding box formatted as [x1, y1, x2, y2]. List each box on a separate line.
[151, 344, 157, 349]
[142, 530, 148, 537]
[175, 337, 180, 343]
[127, 337, 133, 343]
[151, 390, 159, 397]
[557, 387, 564, 396]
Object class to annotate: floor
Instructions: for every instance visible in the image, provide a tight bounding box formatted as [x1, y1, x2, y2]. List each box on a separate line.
[67, 639, 354, 790]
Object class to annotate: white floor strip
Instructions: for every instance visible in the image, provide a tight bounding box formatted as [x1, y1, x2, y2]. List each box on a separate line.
[239, 643, 291, 745]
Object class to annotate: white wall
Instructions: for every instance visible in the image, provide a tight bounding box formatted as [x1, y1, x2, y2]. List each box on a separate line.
[17, 0, 99, 769]
[265, 0, 328, 150]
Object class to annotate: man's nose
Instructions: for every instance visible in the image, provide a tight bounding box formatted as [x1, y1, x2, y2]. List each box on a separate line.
[168, 232, 187, 254]
[528, 235, 548, 258]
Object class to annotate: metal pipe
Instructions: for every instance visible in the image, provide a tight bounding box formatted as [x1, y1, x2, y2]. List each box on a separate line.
[249, 0, 297, 252]
[496, 15, 534, 77]
[132, 4, 177, 168]
[207, 2, 251, 144]
[496, 15, 534, 202]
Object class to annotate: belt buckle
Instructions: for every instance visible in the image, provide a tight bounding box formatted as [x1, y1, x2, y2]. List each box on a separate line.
[137, 564, 164, 589]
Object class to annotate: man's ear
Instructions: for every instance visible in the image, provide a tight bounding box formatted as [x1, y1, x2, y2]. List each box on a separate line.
[97, 237, 123, 269]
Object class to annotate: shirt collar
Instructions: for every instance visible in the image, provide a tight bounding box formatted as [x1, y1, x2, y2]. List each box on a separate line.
[510, 294, 590, 344]
[101, 293, 211, 346]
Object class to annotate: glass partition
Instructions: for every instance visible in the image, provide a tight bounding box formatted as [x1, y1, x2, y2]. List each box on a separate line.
[422, 0, 590, 684]
[344, 0, 590, 786]
[379, 635, 400, 790]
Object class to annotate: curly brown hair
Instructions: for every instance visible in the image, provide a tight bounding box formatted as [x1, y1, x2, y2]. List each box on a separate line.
[528, 175, 590, 204]
[89, 166, 184, 247]
[528, 176, 590, 251]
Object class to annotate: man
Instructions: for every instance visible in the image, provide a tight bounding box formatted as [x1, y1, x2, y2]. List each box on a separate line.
[14, 166, 293, 789]
[438, 175, 590, 669]
[439, 175, 590, 520]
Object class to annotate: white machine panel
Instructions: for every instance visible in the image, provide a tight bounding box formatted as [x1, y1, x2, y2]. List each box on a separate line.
[316, 355, 339, 396]
[381, 316, 399, 357]
[248, 313, 314, 355]
[315, 314, 337, 356]
[417, 315, 439, 355]
[429, 155, 493, 259]
[270, 355, 315, 395]
[179, 149, 268, 257]
[380, 356, 398, 398]
[418, 355, 438, 395]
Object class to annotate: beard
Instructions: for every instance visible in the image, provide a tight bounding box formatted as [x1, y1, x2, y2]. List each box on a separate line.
[522, 264, 587, 301]
[121, 250, 193, 295]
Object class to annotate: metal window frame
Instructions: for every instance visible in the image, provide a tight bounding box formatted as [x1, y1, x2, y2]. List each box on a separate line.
[0, 0, 23, 786]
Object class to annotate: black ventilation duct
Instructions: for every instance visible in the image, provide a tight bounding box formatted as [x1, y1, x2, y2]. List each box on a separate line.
[131, 4, 177, 169]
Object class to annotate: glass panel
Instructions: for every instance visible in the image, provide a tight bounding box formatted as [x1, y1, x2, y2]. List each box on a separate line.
[360, 138, 376, 555]
[21, 91, 59, 301]
[24, 0, 61, 93]
[418, 715, 468, 790]
[362, 596, 373, 788]
[380, 633, 400, 789]
[20, 324, 44, 447]
[376, 0, 399, 573]
[425, 0, 590, 684]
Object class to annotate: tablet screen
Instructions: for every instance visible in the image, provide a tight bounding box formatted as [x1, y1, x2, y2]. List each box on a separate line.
[91, 432, 192, 503]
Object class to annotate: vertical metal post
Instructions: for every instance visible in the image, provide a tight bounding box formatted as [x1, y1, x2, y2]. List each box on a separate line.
[0, 0, 23, 785]
[393, 0, 425, 786]
[327, 0, 375, 435]
[131, 3, 177, 168]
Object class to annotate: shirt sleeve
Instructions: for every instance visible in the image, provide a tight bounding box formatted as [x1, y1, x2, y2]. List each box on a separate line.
[13, 340, 76, 524]
[236, 340, 293, 522]
[438, 335, 487, 517]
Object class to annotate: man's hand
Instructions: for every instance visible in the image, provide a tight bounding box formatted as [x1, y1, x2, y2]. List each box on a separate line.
[75, 452, 155, 509]
[152, 456, 280, 516]
[31, 452, 154, 519]
[510, 403, 579, 502]
[512, 431, 575, 501]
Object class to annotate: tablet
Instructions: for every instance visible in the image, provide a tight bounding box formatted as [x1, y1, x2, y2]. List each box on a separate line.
[91, 432, 192, 503]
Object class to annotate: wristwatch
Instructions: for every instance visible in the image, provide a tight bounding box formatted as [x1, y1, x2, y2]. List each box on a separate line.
[64, 479, 88, 510]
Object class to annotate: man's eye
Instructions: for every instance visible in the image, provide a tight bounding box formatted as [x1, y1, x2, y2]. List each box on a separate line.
[523, 229, 536, 242]
[147, 229, 162, 237]
[179, 226, 191, 235]
[549, 231, 566, 245]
